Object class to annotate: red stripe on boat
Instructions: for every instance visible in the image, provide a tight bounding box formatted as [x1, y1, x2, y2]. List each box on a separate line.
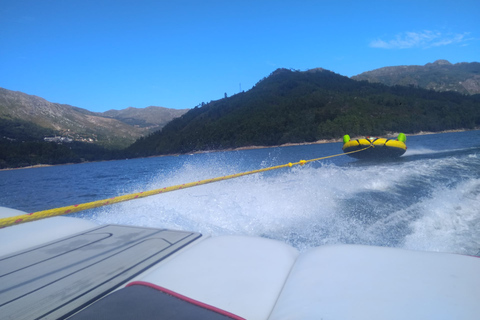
[126, 281, 245, 320]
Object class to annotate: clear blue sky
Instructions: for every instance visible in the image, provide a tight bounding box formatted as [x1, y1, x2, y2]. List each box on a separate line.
[1, 0, 478, 112]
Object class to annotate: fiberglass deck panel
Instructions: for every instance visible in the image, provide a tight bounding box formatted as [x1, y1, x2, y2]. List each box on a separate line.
[0, 225, 201, 320]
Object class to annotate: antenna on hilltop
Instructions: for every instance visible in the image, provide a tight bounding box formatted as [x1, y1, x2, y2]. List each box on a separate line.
[239, 83, 242, 92]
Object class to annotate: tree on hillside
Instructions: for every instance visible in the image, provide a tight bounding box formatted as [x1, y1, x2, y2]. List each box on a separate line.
[127, 69, 480, 157]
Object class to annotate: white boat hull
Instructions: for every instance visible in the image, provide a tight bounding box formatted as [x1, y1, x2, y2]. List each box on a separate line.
[1, 207, 479, 319]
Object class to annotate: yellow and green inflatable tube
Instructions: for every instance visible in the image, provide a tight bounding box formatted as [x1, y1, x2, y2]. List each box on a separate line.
[342, 133, 407, 159]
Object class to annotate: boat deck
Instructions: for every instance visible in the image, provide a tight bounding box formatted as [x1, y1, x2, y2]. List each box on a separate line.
[0, 225, 201, 320]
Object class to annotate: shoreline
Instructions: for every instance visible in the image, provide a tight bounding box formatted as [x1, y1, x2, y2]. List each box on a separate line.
[0, 164, 54, 171]
[217, 128, 475, 153]
[1, 128, 477, 171]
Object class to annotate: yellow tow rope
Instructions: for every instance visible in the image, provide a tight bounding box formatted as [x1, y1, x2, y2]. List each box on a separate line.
[0, 145, 371, 228]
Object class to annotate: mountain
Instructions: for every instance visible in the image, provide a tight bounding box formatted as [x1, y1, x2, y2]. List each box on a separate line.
[127, 67, 480, 157]
[2, 60, 480, 168]
[100, 106, 188, 130]
[0, 88, 187, 148]
[351, 60, 480, 95]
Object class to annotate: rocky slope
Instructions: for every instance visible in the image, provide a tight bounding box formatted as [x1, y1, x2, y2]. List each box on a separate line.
[352, 60, 480, 95]
[0, 88, 188, 148]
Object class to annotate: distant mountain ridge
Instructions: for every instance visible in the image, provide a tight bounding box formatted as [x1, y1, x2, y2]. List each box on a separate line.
[0, 88, 188, 148]
[100, 106, 188, 129]
[352, 60, 480, 95]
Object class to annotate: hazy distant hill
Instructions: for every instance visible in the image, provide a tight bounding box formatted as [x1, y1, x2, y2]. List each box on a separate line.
[0, 88, 187, 148]
[352, 60, 480, 95]
[128, 67, 480, 156]
[101, 106, 188, 129]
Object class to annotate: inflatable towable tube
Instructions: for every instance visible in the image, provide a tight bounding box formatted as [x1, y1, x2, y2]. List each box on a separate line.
[342, 133, 407, 159]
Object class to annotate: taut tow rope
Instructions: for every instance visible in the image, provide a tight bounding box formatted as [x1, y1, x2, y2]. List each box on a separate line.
[0, 145, 372, 228]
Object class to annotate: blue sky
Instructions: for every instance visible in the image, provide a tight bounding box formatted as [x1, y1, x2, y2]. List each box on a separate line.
[1, 0, 478, 112]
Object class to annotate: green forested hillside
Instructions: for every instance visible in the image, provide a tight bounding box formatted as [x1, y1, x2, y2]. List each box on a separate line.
[0, 88, 186, 168]
[3, 67, 479, 168]
[0, 118, 123, 169]
[128, 68, 480, 156]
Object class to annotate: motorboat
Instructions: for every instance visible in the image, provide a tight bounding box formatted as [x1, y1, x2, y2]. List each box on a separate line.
[1, 206, 479, 319]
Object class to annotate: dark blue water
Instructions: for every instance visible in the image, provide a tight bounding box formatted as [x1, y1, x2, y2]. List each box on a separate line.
[1, 131, 480, 255]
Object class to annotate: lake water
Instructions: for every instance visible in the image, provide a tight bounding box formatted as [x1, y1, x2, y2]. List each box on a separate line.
[1, 131, 480, 255]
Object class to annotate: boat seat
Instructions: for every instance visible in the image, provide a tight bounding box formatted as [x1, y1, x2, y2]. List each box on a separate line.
[130, 235, 300, 320]
[267, 244, 480, 320]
